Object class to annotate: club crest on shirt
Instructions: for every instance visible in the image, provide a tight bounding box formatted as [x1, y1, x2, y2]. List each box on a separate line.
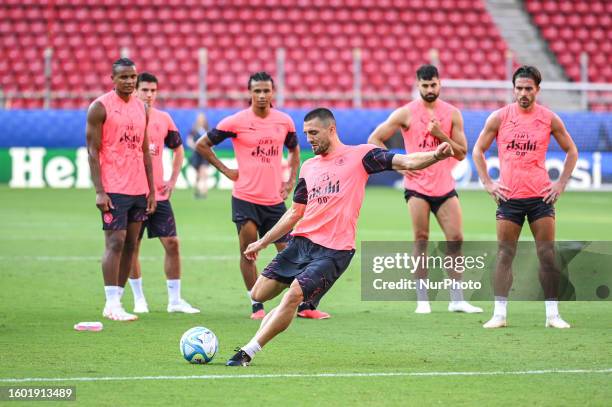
[334, 156, 346, 166]
[103, 212, 114, 224]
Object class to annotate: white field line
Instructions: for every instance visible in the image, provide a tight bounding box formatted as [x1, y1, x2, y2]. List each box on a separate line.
[0, 255, 239, 261]
[0, 368, 611, 383]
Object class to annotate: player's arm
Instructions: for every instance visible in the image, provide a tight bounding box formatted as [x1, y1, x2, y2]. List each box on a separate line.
[542, 114, 579, 203]
[392, 142, 454, 170]
[362, 144, 453, 175]
[163, 127, 185, 198]
[195, 130, 238, 181]
[142, 105, 156, 214]
[367, 107, 409, 148]
[282, 131, 300, 200]
[472, 111, 510, 203]
[244, 177, 308, 260]
[86, 101, 113, 212]
[429, 109, 467, 160]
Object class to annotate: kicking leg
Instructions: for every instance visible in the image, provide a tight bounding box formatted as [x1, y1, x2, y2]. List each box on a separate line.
[227, 280, 302, 366]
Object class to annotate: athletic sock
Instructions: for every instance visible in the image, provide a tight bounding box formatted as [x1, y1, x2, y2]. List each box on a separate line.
[117, 286, 124, 301]
[494, 296, 508, 317]
[242, 339, 262, 359]
[167, 279, 181, 305]
[104, 286, 119, 307]
[415, 279, 429, 302]
[449, 282, 464, 303]
[545, 299, 559, 318]
[248, 290, 260, 306]
[129, 278, 145, 302]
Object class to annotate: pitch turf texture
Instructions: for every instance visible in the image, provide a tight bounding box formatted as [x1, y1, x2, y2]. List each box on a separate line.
[1, 186, 611, 406]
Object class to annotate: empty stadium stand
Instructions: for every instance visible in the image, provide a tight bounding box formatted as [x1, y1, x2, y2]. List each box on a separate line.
[0, 0, 511, 109]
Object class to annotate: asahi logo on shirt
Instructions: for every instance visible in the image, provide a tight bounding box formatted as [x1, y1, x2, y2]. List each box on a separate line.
[119, 124, 141, 150]
[251, 137, 279, 163]
[308, 172, 341, 204]
[418, 134, 441, 150]
[507, 132, 537, 156]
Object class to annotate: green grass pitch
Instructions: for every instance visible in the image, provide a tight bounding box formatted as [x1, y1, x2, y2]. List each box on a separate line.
[0, 186, 611, 406]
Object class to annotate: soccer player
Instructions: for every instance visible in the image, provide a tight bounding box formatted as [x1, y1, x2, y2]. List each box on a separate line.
[196, 72, 328, 320]
[86, 58, 156, 321]
[226, 108, 455, 366]
[187, 112, 210, 199]
[472, 65, 578, 329]
[368, 64, 482, 314]
[127, 72, 200, 314]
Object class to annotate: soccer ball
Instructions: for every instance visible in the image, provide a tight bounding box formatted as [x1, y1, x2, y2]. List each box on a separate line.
[179, 326, 218, 364]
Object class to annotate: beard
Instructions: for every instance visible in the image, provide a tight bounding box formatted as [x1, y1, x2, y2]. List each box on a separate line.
[421, 92, 439, 103]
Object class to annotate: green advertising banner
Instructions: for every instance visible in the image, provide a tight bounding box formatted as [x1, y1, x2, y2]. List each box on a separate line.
[0, 148, 313, 189]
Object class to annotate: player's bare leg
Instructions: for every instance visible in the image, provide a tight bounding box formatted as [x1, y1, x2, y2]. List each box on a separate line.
[529, 217, 569, 328]
[102, 228, 138, 321]
[227, 280, 303, 366]
[483, 220, 521, 328]
[436, 197, 482, 313]
[238, 220, 265, 319]
[408, 197, 432, 313]
[251, 276, 289, 335]
[161, 236, 199, 314]
[129, 236, 149, 313]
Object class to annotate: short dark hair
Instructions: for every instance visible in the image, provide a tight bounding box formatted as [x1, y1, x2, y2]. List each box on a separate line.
[136, 72, 158, 88]
[512, 65, 542, 86]
[248, 71, 274, 90]
[416, 64, 439, 81]
[304, 108, 336, 125]
[112, 58, 135, 75]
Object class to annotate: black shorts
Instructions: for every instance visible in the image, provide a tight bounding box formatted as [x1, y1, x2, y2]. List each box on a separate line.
[101, 193, 147, 231]
[189, 151, 208, 168]
[404, 189, 458, 214]
[231, 196, 290, 243]
[139, 200, 177, 239]
[261, 236, 355, 303]
[496, 197, 555, 226]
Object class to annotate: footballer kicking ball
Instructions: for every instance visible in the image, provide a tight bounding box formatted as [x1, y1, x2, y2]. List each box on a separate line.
[180, 326, 218, 364]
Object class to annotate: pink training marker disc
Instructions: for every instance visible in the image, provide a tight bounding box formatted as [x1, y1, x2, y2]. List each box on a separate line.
[74, 322, 103, 332]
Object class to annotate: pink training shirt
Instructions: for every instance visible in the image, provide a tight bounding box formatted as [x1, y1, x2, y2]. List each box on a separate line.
[292, 144, 395, 250]
[496, 103, 553, 199]
[401, 99, 458, 196]
[94, 91, 148, 195]
[146, 107, 183, 201]
[209, 108, 298, 206]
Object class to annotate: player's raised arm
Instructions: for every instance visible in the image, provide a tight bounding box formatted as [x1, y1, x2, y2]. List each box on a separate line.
[541, 113, 579, 204]
[195, 131, 238, 181]
[428, 108, 467, 160]
[472, 111, 510, 203]
[86, 101, 113, 212]
[367, 106, 409, 148]
[392, 141, 454, 171]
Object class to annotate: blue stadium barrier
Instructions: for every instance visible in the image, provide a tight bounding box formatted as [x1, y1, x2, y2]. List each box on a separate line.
[1, 108, 610, 152]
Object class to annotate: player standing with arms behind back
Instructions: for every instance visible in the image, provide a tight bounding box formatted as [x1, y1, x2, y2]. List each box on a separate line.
[196, 72, 329, 319]
[472, 65, 578, 328]
[369, 64, 481, 314]
[86, 58, 156, 321]
[128, 72, 199, 314]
